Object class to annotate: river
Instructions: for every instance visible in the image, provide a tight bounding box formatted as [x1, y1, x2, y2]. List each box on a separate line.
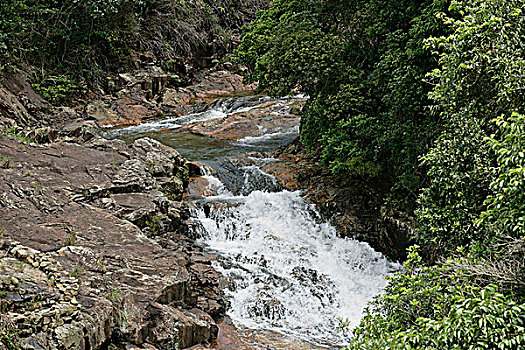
[103, 94, 398, 349]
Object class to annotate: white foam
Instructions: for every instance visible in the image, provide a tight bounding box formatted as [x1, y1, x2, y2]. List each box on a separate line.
[202, 175, 231, 196]
[238, 129, 300, 144]
[192, 188, 397, 347]
[104, 109, 227, 138]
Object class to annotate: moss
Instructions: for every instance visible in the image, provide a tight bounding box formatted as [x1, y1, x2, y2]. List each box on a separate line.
[1, 127, 32, 144]
[0, 325, 20, 350]
[146, 215, 165, 236]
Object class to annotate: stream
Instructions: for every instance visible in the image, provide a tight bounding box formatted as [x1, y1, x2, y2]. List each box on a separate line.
[104, 94, 398, 349]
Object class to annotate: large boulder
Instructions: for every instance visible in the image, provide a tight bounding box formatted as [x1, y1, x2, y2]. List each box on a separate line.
[86, 92, 163, 128]
[0, 134, 224, 349]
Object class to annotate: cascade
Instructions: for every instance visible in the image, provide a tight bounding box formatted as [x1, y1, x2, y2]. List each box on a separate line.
[106, 93, 398, 348]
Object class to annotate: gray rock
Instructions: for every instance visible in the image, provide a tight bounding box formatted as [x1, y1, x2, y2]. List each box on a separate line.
[0, 132, 223, 349]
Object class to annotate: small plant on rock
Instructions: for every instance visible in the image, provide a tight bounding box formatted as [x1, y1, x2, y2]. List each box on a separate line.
[0, 316, 20, 350]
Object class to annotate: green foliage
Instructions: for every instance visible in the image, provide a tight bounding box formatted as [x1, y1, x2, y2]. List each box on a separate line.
[0, 156, 12, 169]
[359, 246, 454, 329]
[237, 0, 448, 199]
[70, 267, 85, 279]
[347, 248, 525, 349]
[236, 0, 346, 96]
[412, 285, 525, 349]
[1, 127, 33, 144]
[105, 288, 123, 308]
[0, 0, 266, 89]
[480, 113, 525, 238]
[32, 76, 80, 104]
[0, 328, 20, 350]
[346, 247, 454, 349]
[416, 0, 525, 257]
[350, 1, 525, 347]
[0, 317, 20, 350]
[0, 0, 143, 71]
[147, 215, 164, 235]
[416, 114, 494, 258]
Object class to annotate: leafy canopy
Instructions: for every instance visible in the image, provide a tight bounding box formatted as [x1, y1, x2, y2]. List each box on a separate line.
[237, 0, 448, 199]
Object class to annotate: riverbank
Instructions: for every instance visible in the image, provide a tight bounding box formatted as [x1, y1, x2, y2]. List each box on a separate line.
[0, 132, 225, 349]
[0, 68, 258, 349]
[1, 64, 411, 348]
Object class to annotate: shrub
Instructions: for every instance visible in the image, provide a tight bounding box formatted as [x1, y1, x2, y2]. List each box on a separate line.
[0, 0, 268, 87]
[236, 0, 448, 201]
[347, 249, 525, 349]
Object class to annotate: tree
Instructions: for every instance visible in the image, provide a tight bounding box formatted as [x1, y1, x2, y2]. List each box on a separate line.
[237, 0, 448, 201]
[416, 0, 525, 257]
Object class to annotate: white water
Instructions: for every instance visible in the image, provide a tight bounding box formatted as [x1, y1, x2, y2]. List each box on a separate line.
[191, 170, 397, 348]
[237, 127, 300, 145]
[104, 109, 226, 137]
[108, 92, 396, 348]
[104, 95, 281, 138]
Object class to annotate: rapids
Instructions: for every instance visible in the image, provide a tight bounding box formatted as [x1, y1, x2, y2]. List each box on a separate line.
[106, 93, 398, 348]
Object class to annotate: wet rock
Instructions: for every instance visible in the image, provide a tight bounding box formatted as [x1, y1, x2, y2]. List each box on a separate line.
[85, 100, 120, 127]
[161, 88, 196, 116]
[88, 69, 258, 129]
[184, 177, 217, 200]
[187, 161, 215, 177]
[182, 109, 300, 141]
[185, 320, 328, 350]
[262, 161, 299, 190]
[0, 133, 224, 349]
[146, 305, 217, 349]
[86, 68, 169, 128]
[160, 70, 257, 116]
[190, 70, 257, 97]
[189, 263, 221, 287]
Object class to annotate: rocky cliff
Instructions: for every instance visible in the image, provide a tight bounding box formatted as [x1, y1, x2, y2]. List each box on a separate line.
[0, 129, 228, 349]
[0, 66, 234, 349]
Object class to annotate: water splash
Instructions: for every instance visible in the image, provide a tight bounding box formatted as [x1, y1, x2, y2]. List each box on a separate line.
[191, 174, 397, 347]
[237, 128, 300, 145]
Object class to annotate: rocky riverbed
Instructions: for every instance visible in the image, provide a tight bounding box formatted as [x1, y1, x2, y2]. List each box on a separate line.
[1, 64, 408, 349]
[0, 132, 226, 349]
[0, 68, 256, 349]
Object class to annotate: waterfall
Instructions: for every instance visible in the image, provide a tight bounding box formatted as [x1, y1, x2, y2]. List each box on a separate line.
[189, 168, 397, 347]
[106, 92, 398, 348]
